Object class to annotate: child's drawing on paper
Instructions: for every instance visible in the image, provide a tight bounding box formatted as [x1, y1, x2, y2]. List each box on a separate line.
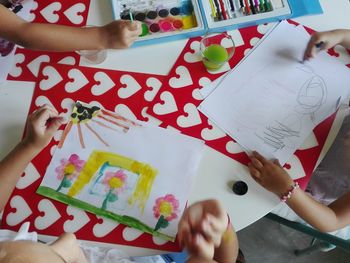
[37, 101, 204, 241]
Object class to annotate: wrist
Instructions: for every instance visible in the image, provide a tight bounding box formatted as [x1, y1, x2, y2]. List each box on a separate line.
[20, 139, 44, 155]
[279, 182, 299, 202]
[97, 26, 110, 50]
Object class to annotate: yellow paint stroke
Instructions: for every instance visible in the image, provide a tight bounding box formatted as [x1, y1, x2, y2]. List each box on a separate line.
[128, 162, 157, 213]
[68, 151, 158, 214]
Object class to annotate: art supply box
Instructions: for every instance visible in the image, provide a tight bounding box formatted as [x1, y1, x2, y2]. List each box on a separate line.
[110, 0, 323, 47]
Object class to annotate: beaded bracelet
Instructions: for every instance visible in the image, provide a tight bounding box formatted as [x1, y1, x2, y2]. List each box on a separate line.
[280, 182, 299, 202]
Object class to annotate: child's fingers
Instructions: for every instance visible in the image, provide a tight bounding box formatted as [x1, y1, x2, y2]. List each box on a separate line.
[34, 104, 58, 116]
[273, 159, 282, 168]
[46, 117, 65, 135]
[127, 21, 142, 32]
[248, 164, 262, 182]
[200, 219, 221, 246]
[252, 151, 268, 165]
[35, 108, 59, 126]
[251, 157, 263, 170]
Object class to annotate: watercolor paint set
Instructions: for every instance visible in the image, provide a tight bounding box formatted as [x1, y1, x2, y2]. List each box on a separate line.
[110, 0, 323, 46]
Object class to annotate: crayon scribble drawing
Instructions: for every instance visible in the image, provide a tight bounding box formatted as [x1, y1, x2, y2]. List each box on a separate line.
[37, 101, 204, 240]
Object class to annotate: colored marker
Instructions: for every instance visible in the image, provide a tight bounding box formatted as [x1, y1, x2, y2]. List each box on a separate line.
[209, 0, 218, 20]
[259, 0, 265, 12]
[224, 0, 233, 18]
[229, 0, 235, 11]
[254, 0, 259, 12]
[239, 0, 244, 13]
[249, 0, 256, 14]
[213, 0, 223, 20]
[243, 0, 251, 14]
[218, 0, 228, 20]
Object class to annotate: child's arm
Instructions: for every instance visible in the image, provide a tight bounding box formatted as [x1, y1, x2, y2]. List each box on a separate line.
[304, 29, 350, 60]
[178, 200, 239, 263]
[0, 105, 64, 211]
[0, 5, 141, 51]
[248, 151, 350, 232]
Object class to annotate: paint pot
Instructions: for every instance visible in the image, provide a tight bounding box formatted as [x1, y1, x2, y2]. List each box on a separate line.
[134, 12, 146, 21]
[232, 181, 248, 195]
[158, 8, 169, 18]
[170, 7, 181, 16]
[172, 20, 183, 29]
[149, 23, 160, 33]
[146, 10, 157, 19]
[120, 12, 131, 20]
[182, 15, 196, 29]
[159, 20, 173, 32]
[140, 23, 149, 36]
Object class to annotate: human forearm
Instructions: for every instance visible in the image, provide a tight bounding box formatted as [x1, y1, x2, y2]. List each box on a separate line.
[213, 225, 239, 263]
[286, 188, 341, 232]
[14, 23, 107, 51]
[0, 141, 40, 211]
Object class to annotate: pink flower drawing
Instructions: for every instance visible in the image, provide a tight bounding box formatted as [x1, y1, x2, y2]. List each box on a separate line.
[55, 154, 85, 192]
[153, 194, 179, 231]
[101, 170, 127, 210]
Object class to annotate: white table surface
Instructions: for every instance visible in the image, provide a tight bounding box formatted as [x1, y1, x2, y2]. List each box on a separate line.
[0, 0, 350, 256]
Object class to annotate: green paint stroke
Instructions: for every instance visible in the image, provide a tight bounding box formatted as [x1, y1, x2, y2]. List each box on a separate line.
[37, 186, 174, 241]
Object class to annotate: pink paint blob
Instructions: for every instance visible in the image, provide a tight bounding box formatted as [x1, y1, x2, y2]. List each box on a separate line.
[159, 20, 173, 32]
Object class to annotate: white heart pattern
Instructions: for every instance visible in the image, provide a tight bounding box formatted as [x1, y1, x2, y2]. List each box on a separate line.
[184, 41, 201, 63]
[122, 227, 143, 241]
[250, 37, 261, 47]
[114, 104, 137, 120]
[141, 107, 163, 126]
[63, 206, 90, 233]
[40, 2, 62, 23]
[35, 95, 56, 109]
[228, 30, 244, 47]
[118, 75, 142, 99]
[63, 3, 86, 25]
[192, 88, 204, 100]
[226, 141, 244, 154]
[28, 1, 38, 22]
[16, 162, 40, 189]
[153, 91, 178, 115]
[9, 53, 25, 78]
[198, 77, 211, 87]
[177, 103, 202, 128]
[169, 66, 193, 88]
[6, 195, 32, 226]
[91, 72, 115, 96]
[34, 199, 61, 230]
[144, 77, 162, 102]
[201, 121, 226, 141]
[152, 236, 168, 245]
[58, 56, 76, 65]
[27, 55, 50, 77]
[284, 155, 306, 180]
[93, 217, 119, 238]
[299, 132, 319, 150]
[65, 69, 89, 93]
[39, 66, 63, 90]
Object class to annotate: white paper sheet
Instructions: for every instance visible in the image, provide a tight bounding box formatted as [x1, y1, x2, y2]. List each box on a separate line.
[38, 102, 204, 241]
[199, 21, 350, 165]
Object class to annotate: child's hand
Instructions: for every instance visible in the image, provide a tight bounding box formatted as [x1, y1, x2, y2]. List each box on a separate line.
[101, 20, 142, 49]
[23, 104, 65, 151]
[304, 30, 346, 60]
[178, 200, 228, 260]
[248, 151, 294, 197]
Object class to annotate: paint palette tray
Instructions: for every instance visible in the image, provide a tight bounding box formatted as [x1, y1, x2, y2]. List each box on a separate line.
[111, 0, 205, 46]
[110, 0, 322, 47]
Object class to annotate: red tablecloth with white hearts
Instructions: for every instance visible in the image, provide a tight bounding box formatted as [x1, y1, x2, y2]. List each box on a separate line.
[2, 4, 350, 252]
